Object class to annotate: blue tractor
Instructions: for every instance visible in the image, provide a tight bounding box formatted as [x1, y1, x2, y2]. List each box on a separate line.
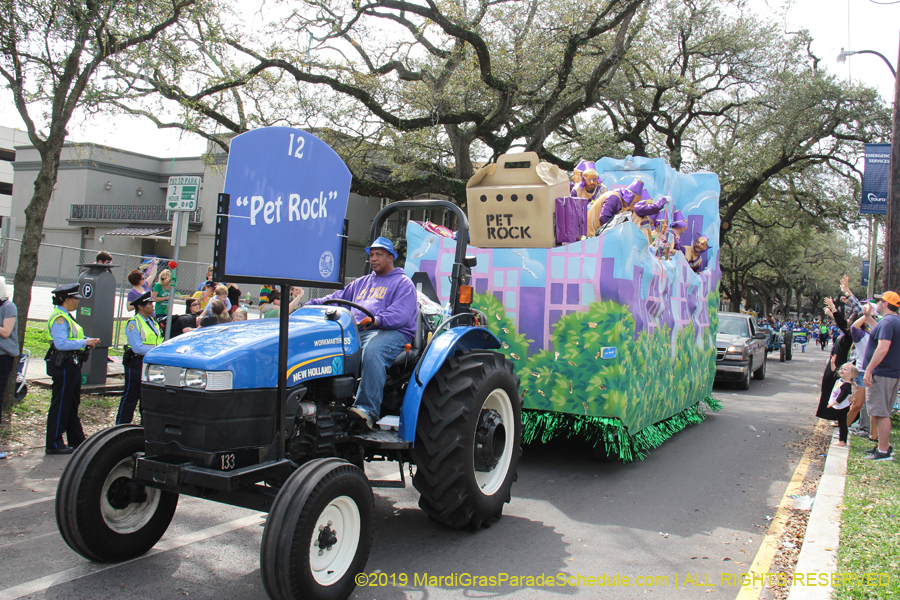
[55, 200, 523, 600]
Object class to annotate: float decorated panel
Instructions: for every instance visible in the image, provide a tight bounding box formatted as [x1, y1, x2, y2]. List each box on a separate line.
[405, 156, 721, 454]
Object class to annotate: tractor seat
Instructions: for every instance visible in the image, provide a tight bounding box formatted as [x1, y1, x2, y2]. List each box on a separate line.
[390, 311, 425, 368]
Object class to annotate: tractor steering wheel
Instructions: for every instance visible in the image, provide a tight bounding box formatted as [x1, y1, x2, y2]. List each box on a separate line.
[321, 299, 377, 323]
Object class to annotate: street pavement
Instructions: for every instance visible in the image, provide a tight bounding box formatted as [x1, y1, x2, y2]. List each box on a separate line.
[0, 349, 832, 600]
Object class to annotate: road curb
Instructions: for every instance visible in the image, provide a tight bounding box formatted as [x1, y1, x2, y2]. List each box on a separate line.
[786, 437, 849, 600]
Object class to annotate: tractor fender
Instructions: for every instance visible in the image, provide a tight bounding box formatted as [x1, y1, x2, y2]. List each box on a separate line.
[398, 326, 501, 443]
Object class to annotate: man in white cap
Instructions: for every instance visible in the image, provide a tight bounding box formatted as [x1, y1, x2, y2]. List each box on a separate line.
[306, 236, 417, 429]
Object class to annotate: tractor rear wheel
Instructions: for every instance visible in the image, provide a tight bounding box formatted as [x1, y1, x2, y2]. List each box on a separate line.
[410, 351, 522, 529]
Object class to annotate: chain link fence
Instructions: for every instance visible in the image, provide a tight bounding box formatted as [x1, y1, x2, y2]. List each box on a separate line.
[0, 237, 352, 348]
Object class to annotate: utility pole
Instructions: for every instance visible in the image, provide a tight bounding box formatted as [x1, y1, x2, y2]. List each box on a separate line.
[885, 32, 900, 292]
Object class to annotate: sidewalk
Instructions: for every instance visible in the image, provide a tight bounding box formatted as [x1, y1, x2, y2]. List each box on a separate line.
[25, 356, 125, 394]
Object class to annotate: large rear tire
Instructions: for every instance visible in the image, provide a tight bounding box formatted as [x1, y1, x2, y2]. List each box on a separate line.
[56, 425, 178, 562]
[260, 458, 374, 600]
[410, 350, 522, 529]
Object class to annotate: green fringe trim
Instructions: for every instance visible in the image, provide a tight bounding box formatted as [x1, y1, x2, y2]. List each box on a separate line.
[521, 396, 722, 463]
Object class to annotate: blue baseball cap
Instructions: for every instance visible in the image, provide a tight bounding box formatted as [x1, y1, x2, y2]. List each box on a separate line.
[366, 236, 398, 260]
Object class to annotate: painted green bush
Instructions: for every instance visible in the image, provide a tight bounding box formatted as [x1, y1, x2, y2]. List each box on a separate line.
[475, 291, 717, 434]
[472, 292, 533, 371]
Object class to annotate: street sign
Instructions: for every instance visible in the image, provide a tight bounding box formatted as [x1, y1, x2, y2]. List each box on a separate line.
[167, 176, 201, 211]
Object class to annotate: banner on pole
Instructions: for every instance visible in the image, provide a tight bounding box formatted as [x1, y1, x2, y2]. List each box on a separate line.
[861, 143, 890, 215]
[863, 260, 870, 288]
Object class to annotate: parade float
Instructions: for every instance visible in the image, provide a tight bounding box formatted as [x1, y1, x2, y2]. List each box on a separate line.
[405, 153, 722, 461]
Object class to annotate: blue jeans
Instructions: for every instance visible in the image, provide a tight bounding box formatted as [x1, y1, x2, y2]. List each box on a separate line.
[354, 329, 408, 419]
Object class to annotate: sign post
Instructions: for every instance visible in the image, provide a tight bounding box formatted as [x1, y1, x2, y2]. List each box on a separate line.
[163, 176, 200, 340]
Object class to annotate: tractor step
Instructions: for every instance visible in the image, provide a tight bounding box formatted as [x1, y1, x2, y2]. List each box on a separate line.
[350, 428, 411, 450]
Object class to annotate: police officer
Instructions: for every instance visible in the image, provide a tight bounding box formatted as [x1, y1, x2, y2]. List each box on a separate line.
[116, 291, 161, 424]
[46, 283, 100, 455]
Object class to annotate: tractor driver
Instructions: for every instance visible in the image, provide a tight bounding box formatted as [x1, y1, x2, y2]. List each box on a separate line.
[306, 236, 417, 430]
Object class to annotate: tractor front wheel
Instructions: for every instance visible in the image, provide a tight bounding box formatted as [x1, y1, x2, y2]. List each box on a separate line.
[260, 458, 373, 600]
[56, 425, 178, 562]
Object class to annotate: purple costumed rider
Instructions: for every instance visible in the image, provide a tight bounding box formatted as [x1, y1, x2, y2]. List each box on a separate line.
[305, 236, 417, 429]
[574, 161, 603, 202]
[683, 235, 709, 272]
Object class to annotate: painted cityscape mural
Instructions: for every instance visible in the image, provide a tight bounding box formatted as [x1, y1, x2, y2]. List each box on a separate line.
[405, 156, 721, 434]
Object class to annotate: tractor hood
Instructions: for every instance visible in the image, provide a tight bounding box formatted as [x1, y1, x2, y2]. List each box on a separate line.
[143, 306, 360, 389]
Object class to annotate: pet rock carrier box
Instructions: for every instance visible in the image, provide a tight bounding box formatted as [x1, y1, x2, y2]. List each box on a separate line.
[466, 152, 570, 248]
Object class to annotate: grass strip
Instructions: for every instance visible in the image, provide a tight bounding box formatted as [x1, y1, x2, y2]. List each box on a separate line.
[834, 414, 900, 599]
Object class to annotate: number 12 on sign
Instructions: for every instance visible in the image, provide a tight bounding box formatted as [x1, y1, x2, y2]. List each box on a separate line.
[287, 134, 305, 160]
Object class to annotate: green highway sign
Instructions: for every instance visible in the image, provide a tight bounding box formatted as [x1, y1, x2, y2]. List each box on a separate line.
[166, 176, 202, 211]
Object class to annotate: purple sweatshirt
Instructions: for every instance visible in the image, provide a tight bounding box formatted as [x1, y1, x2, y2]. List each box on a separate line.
[307, 268, 417, 342]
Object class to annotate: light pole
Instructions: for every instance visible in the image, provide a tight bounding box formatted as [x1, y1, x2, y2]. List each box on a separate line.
[838, 40, 900, 296]
[838, 48, 897, 78]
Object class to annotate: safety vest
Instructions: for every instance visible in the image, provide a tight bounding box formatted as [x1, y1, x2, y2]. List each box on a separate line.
[128, 314, 162, 347]
[46, 307, 84, 341]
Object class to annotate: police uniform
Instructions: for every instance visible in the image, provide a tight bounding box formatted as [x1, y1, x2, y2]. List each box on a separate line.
[116, 291, 161, 424]
[45, 283, 88, 453]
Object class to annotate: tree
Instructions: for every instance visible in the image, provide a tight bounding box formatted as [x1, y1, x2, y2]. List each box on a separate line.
[106, 0, 648, 205]
[0, 0, 206, 405]
[547, 0, 890, 244]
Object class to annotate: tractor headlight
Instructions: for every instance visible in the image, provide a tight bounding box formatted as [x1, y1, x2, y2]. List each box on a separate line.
[182, 369, 208, 389]
[145, 364, 166, 384]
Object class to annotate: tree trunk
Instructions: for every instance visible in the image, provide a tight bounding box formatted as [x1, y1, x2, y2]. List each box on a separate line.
[5, 142, 65, 409]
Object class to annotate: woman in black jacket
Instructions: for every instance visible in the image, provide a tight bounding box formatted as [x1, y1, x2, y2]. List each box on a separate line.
[815, 298, 853, 423]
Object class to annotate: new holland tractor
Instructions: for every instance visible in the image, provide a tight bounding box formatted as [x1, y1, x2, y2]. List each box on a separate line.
[55, 199, 523, 600]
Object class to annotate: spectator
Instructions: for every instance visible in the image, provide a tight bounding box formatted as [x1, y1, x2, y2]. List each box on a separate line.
[262, 290, 281, 318]
[193, 282, 216, 310]
[198, 265, 214, 291]
[826, 362, 857, 447]
[815, 298, 852, 428]
[126, 269, 150, 312]
[227, 283, 242, 314]
[152, 269, 177, 323]
[258, 284, 276, 311]
[199, 299, 231, 327]
[214, 285, 231, 312]
[232, 308, 248, 322]
[849, 307, 877, 438]
[170, 298, 202, 337]
[95, 251, 113, 264]
[861, 291, 900, 461]
[0, 277, 18, 423]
